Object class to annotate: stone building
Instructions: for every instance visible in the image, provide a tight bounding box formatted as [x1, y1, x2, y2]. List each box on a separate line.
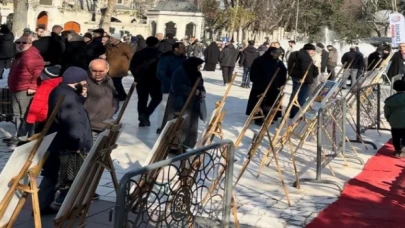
[0, 0, 206, 39]
[0, 0, 153, 37]
[146, 0, 205, 39]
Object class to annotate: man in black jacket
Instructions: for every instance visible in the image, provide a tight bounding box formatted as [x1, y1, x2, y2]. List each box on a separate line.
[220, 43, 240, 85]
[131, 36, 163, 127]
[288, 43, 319, 119]
[316, 43, 329, 74]
[0, 24, 14, 79]
[239, 40, 259, 88]
[341, 47, 363, 88]
[38, 66, 95, 214]
[158, 33, 176, 54]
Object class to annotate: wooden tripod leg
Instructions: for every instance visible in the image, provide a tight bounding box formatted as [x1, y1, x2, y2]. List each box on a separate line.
[106, 156, 119, 191]
[29, 173, 42, 228]
[265, 128, 291, 206]
[286, 137, 300, 189]
[6, 193, 28, 228]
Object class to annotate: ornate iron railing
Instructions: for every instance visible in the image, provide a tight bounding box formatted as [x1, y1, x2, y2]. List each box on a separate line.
[114, 140, 235, 228]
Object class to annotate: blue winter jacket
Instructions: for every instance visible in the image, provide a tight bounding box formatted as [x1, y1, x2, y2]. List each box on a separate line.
[156, 51, 186, 93]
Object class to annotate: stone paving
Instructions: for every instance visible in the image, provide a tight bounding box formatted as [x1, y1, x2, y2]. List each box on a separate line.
[0, 67, 391, 227]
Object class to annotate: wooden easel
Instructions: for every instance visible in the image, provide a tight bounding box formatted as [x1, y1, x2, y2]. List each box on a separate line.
[234, 87, 291, 205]
[234, 69, 281, 149]
[127, 78, 200, 203]
[244, 64, 313, 190]
[195, 73, 237, 147]
[53, 83, 137, 228]
[0, 96, 64, 228]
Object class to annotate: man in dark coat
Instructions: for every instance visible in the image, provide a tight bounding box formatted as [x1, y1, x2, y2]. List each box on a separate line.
[341, 47, 363, 88]
[0, 24, 14, 79]
[288, 43, 319, 119]
[85, 59, 118, 137]
[316, 43, 329, 73]
[86, 28, 106, 65]
[204, 41, 220, 71]
[130, 36, 162, 127]
[156, 42, 187, 133]
[38, 66, 94, 214]
[240, 40, 259, 88]
[158, 33, 176, 54]
[367, 46, 385, 71]
[387, 43, 405, 80]
[246, 47, 287, 125]
[220, 43, 239, 85]
[61, 34, 88, 71]
[258, 42, 269, 56]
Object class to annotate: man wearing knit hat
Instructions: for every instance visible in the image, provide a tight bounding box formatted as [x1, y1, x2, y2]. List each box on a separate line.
[288, 43, 319, 119]
[38, 66, 94, 213]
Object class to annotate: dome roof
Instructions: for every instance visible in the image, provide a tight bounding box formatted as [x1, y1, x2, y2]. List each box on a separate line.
[152, 1, 199, 12]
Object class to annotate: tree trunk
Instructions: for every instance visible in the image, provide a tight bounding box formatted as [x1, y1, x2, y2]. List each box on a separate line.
[12, 0, 28, 38]
[99, 0, 117, 33]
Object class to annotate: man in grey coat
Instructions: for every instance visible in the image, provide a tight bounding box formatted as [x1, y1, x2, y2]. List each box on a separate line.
[327, 45, 338, 80]
[220, 43, 239, 85]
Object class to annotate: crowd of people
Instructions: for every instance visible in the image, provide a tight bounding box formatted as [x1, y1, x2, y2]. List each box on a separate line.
[0, 21, 403, 215]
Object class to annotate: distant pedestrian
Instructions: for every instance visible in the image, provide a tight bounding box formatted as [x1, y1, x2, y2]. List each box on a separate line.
[203, 41, 220, 71]
[130, 37, 162, 127]
[239, 40, 259, 88]
[219, 43, 239, 85]
[326, 45, 338, 80]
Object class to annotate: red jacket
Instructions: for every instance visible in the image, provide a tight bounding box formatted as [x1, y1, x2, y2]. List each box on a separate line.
[26, 77, 62, 124]
[8, 46, 44, 93]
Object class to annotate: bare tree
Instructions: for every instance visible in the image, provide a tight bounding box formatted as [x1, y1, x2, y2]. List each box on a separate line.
[99, 0, 117, 33]
[12, 0, 28, 37]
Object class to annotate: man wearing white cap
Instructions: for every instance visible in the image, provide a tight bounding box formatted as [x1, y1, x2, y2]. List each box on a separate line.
[105, 33, 133, 101]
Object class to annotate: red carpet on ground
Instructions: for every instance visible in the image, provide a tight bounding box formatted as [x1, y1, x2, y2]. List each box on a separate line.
[306, 140, 405, 228]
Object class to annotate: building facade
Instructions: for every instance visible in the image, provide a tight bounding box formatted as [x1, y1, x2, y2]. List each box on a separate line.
[146, 1, 204, 39]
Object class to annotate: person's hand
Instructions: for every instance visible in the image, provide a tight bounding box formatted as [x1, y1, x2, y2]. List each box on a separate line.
[44, 61, 51, 66]
[82, 86, 88, 97]
[27, 89, 36, 95]
[99, 54, 106, 59]
[196, 89, 200, 96]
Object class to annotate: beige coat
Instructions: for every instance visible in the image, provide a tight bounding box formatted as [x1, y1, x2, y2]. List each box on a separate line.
[106, 42, 133, 78]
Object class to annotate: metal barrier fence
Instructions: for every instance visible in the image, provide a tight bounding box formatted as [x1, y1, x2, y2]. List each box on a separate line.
[390, 74, 403, 95]
[114, 140, 235, 228]
[297, 98, 348, 190]
[349, 83, 390, 149]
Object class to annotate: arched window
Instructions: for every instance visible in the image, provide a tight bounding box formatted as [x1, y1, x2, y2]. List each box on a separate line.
[64, 21, 81, 34]
[151, 21, 157, 36]
[165, 21, 176, 37]
[185, 22, 196, 38]
[36, 11, 48, 29]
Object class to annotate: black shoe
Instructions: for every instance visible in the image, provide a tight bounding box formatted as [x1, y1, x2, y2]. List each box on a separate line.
[93, 193, 100, 200]
[2, 137, 18, 144]
[139, 122, 146, 127]
[169, 149, 181, 155]
[254, 120, 263, 126]
[139, 114, 151, 127]
[156, 128, 162, 134]
[54, 189, 68, 206]
[37, 207, 59, 216]
[240, 83, 245, 87]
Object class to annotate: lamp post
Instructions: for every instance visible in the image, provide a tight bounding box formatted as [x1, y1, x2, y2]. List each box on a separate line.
[294, 0, 300, 40]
